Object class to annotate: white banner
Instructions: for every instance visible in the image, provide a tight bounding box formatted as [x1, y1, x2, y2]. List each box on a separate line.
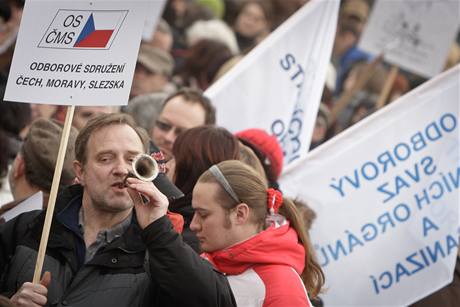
[280, 65, 460, 306]
[359, 0, 460, 78]
[5, 0, 149, 106]
[205, 0, 339, 167]
[141, 0, 166, 42]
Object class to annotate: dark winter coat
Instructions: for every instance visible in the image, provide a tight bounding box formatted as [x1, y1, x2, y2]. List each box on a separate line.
[0, 185, 235, 307]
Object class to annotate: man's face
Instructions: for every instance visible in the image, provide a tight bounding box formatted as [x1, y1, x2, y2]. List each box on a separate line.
[73, 106, 115, 130]
[151, 95, 206, 161]
[191, 182, 238, 252]
[75, 124, 144, 213]
[130, 63, 167, 98]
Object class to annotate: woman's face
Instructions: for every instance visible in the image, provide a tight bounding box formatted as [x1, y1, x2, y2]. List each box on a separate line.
[234, 2, 268, 38]
[190, 181, 239, 252]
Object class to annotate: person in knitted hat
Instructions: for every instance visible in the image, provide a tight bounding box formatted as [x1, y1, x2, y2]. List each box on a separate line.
[236, 128, 283, 189]
[130, 44, 175, 99]
[3, 118, 77, 212]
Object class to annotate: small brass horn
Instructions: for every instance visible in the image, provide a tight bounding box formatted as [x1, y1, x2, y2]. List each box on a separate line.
[130, 154, 159, 182]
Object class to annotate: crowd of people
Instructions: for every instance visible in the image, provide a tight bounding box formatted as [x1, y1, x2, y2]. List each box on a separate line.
[0, 0, 459, 306]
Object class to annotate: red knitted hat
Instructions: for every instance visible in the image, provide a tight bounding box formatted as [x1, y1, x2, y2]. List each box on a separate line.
[236, 128, 284, 179]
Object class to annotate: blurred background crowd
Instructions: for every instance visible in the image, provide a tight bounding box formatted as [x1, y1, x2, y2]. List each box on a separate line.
[0, 0, 459, 305]
[1, 0, 460, 216]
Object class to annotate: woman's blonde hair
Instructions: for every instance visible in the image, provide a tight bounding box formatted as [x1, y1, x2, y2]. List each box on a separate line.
[198, 160, 325, 298]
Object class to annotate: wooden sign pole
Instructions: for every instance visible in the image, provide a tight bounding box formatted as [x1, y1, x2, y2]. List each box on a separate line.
[32, 105, 75, 283]
[375, 65, 399, 109]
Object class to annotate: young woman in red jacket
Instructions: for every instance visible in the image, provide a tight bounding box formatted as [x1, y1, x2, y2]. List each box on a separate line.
[191, 160, 325, 306]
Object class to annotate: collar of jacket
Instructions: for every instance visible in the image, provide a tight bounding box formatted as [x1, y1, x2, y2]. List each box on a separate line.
[25, 184, 147, 272]
[204, 223, 305, 276]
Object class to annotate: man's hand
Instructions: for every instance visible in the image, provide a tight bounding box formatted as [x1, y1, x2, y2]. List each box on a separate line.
[11, 271, 51, 307]
[126, 178, 169, 229]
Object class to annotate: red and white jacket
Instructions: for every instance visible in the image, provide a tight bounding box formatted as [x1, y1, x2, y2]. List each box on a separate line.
[204, 222, 312, 307]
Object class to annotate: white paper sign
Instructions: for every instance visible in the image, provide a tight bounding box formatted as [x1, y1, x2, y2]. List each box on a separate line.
[141, 0, 166, 42]
[280, 65, 460, 306]
[0, 192, 43, 222]
[359, 0, 460, 78]
[5, 0, 149, 106]
[205, 0, 339, 167]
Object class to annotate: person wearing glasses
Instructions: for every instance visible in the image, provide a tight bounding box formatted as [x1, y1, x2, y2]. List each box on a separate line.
[150, 88, 216, 161]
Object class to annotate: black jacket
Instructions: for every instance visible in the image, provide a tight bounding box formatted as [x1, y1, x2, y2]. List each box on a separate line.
[0, 185, 235, 307]
[170, 193, 201, 253]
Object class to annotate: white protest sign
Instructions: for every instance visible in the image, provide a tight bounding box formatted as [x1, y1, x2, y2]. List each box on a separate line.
[205, 0, 339, 167]
[280, 65, 460, 306]
[141, 0, 166, 42]
[0, 192, 43, 222]
[358, 0, 460, 78]
[5, 0, 149, 106]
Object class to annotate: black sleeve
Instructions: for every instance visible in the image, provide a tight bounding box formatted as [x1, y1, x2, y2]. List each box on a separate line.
[0, 211, 41, 292]
[141, 216, 236, 307]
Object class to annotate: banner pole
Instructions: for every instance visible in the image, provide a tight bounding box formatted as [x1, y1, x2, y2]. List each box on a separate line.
[375, 64, 399, 109]
[330, 54, 383, 125]
[32, 105, 75, 283]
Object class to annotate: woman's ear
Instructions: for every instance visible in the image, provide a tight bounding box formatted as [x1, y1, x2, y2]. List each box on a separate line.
[234, 203, 250, 225]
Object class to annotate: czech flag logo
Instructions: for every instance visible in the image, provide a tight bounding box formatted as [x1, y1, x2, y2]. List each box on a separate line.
[39, 10, 128, 50]
[74, 13, 114, 48]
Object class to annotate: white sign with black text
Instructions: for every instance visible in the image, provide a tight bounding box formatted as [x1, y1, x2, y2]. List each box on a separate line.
[359, 0, 460, 78]
[5, 0, 149, 106]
